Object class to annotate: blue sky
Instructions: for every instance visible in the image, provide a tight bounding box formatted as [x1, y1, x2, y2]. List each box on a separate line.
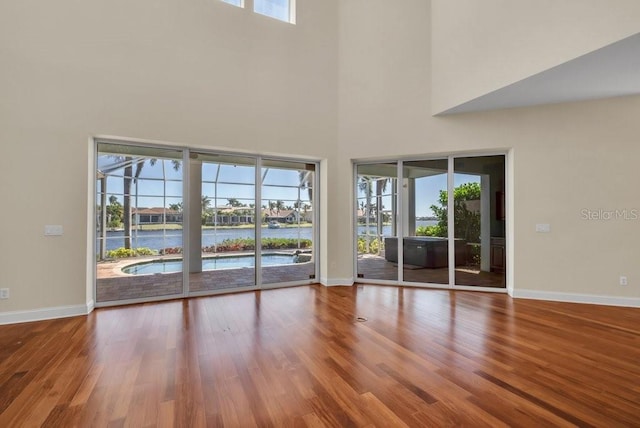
[98, 156, 311, 210]
[222, 0, 290, 22]
[356, 173, 480, 218]
[254, 0, 289, 21]
[98, 155, 479, 217]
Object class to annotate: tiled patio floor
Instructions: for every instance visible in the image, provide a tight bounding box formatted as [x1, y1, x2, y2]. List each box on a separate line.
[357, 254, 505, 288]
[96, 253, 314, 302]
[96, 251, 504, 303]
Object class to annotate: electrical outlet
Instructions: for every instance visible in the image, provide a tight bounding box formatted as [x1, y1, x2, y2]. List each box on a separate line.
[0, 288, 9, 299]
[620, 276, 628, 286]
[535, 223, 551, 233]
[44, 225, 64, 236]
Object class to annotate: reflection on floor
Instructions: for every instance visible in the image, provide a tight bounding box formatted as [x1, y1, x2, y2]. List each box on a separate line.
[357, 254, 505, 288]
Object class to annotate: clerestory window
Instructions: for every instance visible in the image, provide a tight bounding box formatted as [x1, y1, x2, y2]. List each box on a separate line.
[220, 0, 295, 24]
[221, 0, 244, 7]
[254, 0, 295, 24]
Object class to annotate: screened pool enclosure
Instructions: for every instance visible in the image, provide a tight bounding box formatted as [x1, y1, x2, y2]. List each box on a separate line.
[95, 141, 318, 305]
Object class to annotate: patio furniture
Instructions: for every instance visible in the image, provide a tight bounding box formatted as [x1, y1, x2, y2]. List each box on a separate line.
[384, 237, 467, 268]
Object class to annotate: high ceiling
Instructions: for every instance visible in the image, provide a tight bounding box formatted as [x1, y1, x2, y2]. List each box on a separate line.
[439, 32, 640, 115]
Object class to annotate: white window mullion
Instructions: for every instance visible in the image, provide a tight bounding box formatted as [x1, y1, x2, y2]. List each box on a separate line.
[182, 149, 191, 296]
[397, 161, 404, 284]
[289, 0, 296, 24]
[255, 157, 263, 287]
[447, 156, 455, 288]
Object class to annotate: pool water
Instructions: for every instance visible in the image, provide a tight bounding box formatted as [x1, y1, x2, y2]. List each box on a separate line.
[123, 254, 295, 275]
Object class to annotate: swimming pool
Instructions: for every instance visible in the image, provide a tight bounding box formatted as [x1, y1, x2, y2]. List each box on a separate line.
[122, 254, 295, 275]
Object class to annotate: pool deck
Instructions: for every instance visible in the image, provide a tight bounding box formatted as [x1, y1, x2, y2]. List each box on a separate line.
[357, 253, 505, 288]
[96, 252, 315, 302]
[96, 251, 503, 303]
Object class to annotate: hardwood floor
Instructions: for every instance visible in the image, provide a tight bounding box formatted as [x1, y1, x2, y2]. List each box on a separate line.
[1, 284, 639, 427]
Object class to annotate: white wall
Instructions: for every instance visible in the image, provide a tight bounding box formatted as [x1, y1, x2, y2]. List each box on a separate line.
[432, 0, 640, 113]
[2, 0, 640, 319]
[338, 0, 640, 303]
[0, 0, 339, 315]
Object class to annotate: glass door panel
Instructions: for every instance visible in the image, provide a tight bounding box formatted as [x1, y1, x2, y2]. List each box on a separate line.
[453, 156, 506, 288]
[96, 143, 184, 303]
[261, 160, 316, 284]
[356, 163, 398, 281]
[401, 159, 449, 285]
[189, 153, 256, 292]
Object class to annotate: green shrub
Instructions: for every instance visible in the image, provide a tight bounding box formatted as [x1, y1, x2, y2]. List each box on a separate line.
[357, 237, 384, 254]
[415, 225, 443, 236]
[106, 247, 157, 258]
[135, 247, 156, 256]
[108, 238, 312, 258]
[261, 238, 311, 250]
[203, 238, 311, 253]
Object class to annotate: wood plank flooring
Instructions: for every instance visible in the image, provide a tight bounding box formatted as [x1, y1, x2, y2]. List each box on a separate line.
[1, 284, 639, 427]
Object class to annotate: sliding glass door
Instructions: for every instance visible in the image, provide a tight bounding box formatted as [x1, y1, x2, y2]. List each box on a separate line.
[95, 140, 319, 305]
[453, 156, 506, 288]
[189, 153, 257, 292]
[401, 159, 449, 285]
[356, 163, 398, 281]
[354, 154, 506, 289]
[261, 160, 316, 284]
[96, 143, 184, 303]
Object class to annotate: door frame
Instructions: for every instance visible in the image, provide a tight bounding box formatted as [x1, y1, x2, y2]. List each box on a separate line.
[353, 149, 511, 293]
[92, 137, 321, 307]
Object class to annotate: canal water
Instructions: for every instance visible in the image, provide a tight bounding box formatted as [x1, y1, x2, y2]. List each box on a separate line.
[99, 221, 436, 252]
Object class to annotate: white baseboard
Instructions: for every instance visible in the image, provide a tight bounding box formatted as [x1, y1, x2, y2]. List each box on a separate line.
[0, 302, 94, 325]
[320, 277, 354, 287]
[512, 289, 640, 308]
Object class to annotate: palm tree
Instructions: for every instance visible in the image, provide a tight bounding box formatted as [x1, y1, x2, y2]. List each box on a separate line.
[358, 176, 373, 218]
[99, 155, 181, 255]
[120, 157, 180, 249]
[106, 195, 123, 228]
[375, 177, 389, 238]
[201, 195, 212, 210]
[358, 176, 390, 254]
[227, 198, 243, 207]
[302, 203, 310, 222]
[201, 195, 212, 225]
[122, 157, 134, 248]
[169, 202, 183, 212]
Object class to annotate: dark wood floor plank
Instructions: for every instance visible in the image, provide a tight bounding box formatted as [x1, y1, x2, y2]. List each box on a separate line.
[1, 284, 639, 427]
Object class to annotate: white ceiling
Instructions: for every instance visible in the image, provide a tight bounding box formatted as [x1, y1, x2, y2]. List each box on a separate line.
[439, 32, 640, 115]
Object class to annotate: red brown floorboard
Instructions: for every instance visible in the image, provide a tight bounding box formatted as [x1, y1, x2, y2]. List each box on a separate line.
[1, 284, 639, 427]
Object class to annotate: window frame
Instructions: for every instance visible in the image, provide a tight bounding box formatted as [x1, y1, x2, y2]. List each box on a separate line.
[92, 138, 319, 307]
[219, 0, 296, 25]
